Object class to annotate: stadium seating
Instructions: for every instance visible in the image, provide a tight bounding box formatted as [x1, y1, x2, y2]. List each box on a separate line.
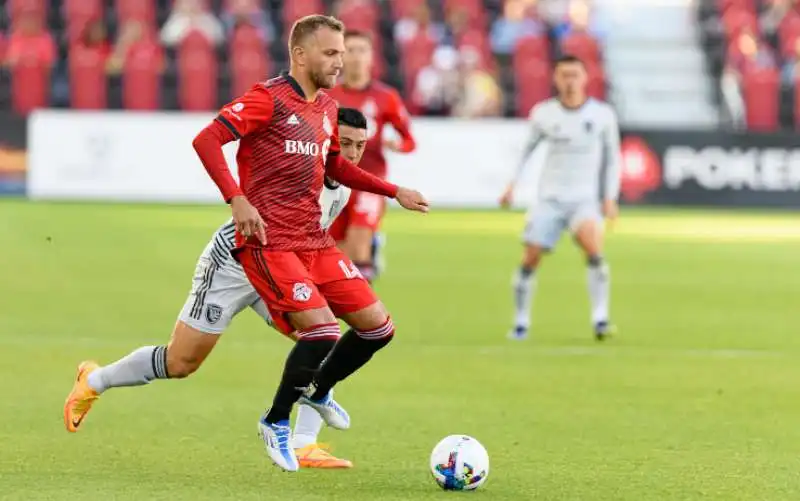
[1, 0, 610, 118]
[177, 31, 218, 111]
[122, 37, 162, 110]
[229, 24, 271, 98]
[699, 0, 800, 130]
[69, 42, 108, 109]
[742, 67, 779, 130]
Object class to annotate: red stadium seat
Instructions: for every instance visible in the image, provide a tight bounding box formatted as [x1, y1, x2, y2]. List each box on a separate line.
[63, 0, 103, 42]
[514, 61, 551, 117]
[8, 0, 47, 25]
[717, 0, 756, 14]
[514, 35, 550, 64]
[69, 43, 108, 109]
[283, 0, 324, 28]
[390, 0, 427, 19]
[722, 8, 758, 38]
[742, 68, 779, 131]
[122, 39, 162, 110]
[560, 32, 601, 65]
[177, 31, 218, 111]
[11, 59, 50, 114]
[585, 64, 606, 99]
[116, 0, 156, 26]
[778, 12, 800, 57]
[400, 34, 436, 89]
[458, 29, 493, 68]
[337, 0, 379, 30]
[230, 25, 271, 97]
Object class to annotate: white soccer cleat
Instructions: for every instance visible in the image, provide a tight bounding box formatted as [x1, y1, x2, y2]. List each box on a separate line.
[257, 418, 299, 472]
[299, 388, 350, 430]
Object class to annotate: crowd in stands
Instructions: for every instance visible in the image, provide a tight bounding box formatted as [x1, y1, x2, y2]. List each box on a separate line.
[709, 0, 800, 129]
[0, 0, 606, 119]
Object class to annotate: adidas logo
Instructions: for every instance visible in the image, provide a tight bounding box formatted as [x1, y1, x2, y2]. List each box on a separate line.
[287, 114, 299, 125]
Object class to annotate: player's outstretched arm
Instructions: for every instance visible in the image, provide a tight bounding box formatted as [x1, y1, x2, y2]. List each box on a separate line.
[326, 155, 428, 213]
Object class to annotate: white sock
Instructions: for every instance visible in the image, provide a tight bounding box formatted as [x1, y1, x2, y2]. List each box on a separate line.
[87, 346, 169, 393]
[512, 266, 536, 329]
[292, 403, 324, 449]
[587, 260, 610, 325]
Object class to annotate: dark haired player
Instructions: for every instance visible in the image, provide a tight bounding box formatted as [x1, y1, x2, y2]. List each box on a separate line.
[63, 108, 371, 469]
[192, 15, 427, 471]
[500, 55, 622, 342]
[327, 30, 416, 282]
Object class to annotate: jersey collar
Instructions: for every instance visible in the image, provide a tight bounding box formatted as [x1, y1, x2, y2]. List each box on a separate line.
[281, 71, 307, 99]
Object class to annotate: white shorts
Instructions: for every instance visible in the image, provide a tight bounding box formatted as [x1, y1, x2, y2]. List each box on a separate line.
[177, 258, 271, 334]
[522, 199, 603, 250]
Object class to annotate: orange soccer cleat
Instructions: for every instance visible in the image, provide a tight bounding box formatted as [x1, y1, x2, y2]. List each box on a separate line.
[295, 444, 353, 469]
[63, 361, 100, 433]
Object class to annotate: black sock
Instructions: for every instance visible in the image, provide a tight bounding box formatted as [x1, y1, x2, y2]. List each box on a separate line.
[310, 323, 394, 400]
[264, 336, 336, 424]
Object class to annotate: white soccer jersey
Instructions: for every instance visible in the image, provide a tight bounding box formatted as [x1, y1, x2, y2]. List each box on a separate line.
[513, 98, 622, 203]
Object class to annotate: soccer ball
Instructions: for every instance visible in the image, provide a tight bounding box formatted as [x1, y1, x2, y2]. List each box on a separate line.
[429, 435, 489, 491]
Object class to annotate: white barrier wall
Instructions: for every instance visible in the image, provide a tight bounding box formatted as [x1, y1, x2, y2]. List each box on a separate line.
[28, 111, 543, 207]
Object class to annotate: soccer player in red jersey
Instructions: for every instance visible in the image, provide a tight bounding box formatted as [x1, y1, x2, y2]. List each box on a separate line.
[326, 31, 417, 282]
[191, 15, 428, 472]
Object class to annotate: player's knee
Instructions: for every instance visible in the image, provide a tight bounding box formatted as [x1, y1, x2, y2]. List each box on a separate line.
[166, 350, 203, 379]
[345, 301, 390, 333]
[522, 246, 544, 269]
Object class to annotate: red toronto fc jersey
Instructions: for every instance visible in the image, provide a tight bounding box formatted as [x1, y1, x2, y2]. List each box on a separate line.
[327, 81, 415, 178]
[216, 74, 340, 251]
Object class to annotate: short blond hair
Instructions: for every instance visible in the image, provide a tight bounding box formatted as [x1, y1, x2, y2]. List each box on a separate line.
[288, 15, 345, 50]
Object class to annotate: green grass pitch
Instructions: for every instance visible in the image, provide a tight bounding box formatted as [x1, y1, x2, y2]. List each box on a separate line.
[1, 200, 799, 500]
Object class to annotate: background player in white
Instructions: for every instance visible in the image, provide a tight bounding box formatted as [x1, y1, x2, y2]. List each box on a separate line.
[499, 55, 622, 341]
[64, 108, 370, 469]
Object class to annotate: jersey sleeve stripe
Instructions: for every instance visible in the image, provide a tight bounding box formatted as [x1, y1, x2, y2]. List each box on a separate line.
[215, 114, 241, 139]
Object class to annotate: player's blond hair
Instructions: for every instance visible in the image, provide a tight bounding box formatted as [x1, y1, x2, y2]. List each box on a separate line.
[288, 15, 345, 50]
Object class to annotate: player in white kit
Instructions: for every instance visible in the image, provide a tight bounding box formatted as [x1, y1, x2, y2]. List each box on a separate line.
[64, 109, 370, 469]
[500, 55, 622, 341]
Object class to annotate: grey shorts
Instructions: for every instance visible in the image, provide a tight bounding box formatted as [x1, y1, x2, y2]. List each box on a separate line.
[522, 199, 603, 250]
[177, 258, 272, 334]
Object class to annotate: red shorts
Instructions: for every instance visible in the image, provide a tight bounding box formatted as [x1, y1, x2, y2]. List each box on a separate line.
[235, 246, 379, 335]
[328, 190, 386, 241]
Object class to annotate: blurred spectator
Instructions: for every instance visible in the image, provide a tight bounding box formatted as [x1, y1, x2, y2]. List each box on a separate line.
[222, 0, 273, 43]
[107, 20, 164, 75]
[4, 13, 56, 69]
[781, 37, 800, 84]
[442, 7, 470, 46]
[395, 4, 446, 45]
[538, 0, 570, 25]
[160, 0, 224, 48]
[73, 19, 111, 62]
[490, 0, 545, 55]
[413, 46, 461, 116]
[453, 47, 502, 117]
[760, 0, 793, 37]
[553, 0, 605, 41]
[726, 30, 777, 78]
